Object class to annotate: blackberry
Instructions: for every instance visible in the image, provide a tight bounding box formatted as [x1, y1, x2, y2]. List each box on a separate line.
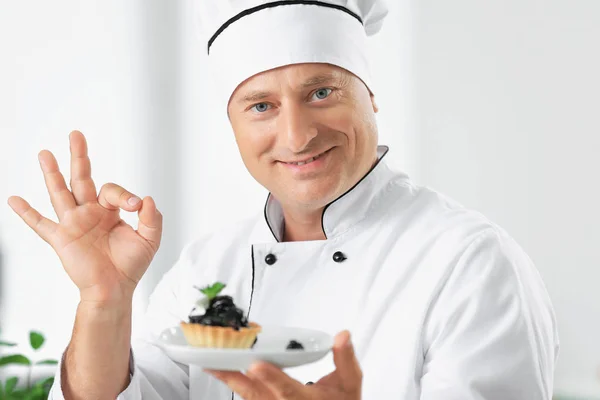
[189, 295, 249, 329]
[286, 340, 304, 350]
[209, 295, 235, 311]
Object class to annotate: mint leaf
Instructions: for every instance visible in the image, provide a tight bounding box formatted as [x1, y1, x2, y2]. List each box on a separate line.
[0, 340, 17, 347]
[195, 282, 226, 300]
[29, 331, 44, 350]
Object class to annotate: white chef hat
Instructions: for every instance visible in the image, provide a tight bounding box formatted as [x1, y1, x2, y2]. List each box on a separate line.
[193, 0, 389, 115]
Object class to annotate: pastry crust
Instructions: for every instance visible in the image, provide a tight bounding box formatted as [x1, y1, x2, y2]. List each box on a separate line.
[180, 321, 262, 349]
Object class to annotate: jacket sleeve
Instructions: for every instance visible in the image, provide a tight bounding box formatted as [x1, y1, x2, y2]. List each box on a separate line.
[48, 241, 202, 400]
[420, 229, 559, 400]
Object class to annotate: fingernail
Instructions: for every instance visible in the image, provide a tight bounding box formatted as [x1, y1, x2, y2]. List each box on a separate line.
[335, 331, 352, 348]
[38, 155, 46, 169]
[128, 196, 141, 206]
[345, 332, 353, 347]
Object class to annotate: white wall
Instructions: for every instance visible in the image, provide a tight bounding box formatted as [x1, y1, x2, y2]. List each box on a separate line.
[412, 1, 600, 397]
[0, 0, 184, 368]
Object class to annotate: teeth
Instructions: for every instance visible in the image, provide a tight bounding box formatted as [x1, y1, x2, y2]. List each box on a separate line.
[287, 153, 323, 166]
[295, 157, 315, 166]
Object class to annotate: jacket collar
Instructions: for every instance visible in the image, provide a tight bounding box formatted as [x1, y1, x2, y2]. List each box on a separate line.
[263, 145, 401, 242]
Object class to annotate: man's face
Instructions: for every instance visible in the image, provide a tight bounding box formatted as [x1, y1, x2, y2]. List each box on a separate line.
[228, 63, 379, 211]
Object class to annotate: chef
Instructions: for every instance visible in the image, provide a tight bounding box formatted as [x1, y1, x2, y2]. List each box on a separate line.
[6, 0, 558, 399]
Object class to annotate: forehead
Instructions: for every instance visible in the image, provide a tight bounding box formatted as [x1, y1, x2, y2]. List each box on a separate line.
[232, 63, 349, 98]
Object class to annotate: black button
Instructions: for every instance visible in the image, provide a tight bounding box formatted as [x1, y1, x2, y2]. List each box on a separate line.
[332, 251, 347, 263]
[265, 253, 277, 265]
[306, 381, 314, 385]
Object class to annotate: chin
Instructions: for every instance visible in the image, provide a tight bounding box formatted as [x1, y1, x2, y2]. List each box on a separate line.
[283, 175, 343, 209]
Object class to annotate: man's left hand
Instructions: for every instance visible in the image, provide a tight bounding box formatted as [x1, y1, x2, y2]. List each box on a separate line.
[206, 330, 362, 400]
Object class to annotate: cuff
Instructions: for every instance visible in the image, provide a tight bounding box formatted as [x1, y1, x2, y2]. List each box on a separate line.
[117, 348, 141, 400]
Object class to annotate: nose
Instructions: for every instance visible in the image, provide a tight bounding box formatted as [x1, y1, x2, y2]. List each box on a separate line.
[278, 103, 318, 153]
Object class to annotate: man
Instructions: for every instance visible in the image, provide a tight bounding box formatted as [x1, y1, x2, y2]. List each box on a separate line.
[7, 0, 559, 399]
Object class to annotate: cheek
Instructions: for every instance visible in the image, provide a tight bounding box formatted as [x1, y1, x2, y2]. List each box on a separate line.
[233, 121, 276, 166]
[347, 102, 377, 141]
[326, 110, 373, 157]
[322, 109, 357, 139]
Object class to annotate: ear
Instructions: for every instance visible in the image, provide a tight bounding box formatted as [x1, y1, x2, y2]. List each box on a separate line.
[370, 94, 379, 113]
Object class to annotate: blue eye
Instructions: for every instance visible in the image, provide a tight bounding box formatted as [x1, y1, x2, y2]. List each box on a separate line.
[312, 88, 332, 100]
[251, 103, 271, 113]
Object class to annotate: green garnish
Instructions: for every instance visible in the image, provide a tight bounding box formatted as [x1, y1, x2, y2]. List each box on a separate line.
[194, 282, 226, 301]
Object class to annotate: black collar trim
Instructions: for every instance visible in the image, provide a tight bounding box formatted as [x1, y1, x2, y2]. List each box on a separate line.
[208, 0, 363, 54]
[263, 145, 390, 242]
[264, 195, 280, 242]
[320, 145, 389, 239]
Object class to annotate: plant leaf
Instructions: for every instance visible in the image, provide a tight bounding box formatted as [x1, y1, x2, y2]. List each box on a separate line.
[5, 376, 18, 394]
[29, 331, 44, 350]
[35, 359, 58, 365]
[0, 340, 17, 347]
[0, 354, 32, 366]
[10, 390, 25, 399]
[195, 282, 226, 300]
[20, 384, 47, 400]
[35, 376, 55, 389]
[34, 384, 47, 399]
[11, 388, 30, 400]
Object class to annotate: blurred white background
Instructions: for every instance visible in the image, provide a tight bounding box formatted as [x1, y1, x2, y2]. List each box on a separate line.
[0, 0, 598, 398]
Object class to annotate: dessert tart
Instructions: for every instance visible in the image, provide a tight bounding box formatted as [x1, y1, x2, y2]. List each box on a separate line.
[180, 282, 261, 349]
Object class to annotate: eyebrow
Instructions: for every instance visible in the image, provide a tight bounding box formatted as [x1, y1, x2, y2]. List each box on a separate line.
[239, 91, 272, 104]
[237, 73, 342, 105]
[300, 73, 339, 89]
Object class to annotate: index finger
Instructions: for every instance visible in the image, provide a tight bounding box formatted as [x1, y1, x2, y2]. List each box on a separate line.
[69, 131, 97, 205]
[7, 196, 58, 246]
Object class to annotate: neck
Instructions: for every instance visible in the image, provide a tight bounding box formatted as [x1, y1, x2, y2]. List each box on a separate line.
[281, 206, 326, 242]
[277, 151, 383, 242]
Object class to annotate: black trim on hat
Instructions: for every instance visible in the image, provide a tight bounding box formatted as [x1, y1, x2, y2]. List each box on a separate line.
[208, 0, 364, 54]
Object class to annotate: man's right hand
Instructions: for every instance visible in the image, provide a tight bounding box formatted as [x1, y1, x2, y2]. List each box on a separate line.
[8, 130, 163, 306]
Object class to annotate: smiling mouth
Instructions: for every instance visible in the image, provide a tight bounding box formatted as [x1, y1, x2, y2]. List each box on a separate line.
[281, 148, 332, 166]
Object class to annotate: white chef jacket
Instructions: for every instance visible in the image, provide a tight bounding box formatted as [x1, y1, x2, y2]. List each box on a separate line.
[49, 145, 559, 399]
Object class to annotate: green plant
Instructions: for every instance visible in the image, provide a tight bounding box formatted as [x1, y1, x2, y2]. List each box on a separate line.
[0, 331, 58, 400]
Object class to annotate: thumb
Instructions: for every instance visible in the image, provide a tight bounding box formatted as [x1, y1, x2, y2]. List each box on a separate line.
[136, 196, 163, 251]
[332, 330, 363, 392]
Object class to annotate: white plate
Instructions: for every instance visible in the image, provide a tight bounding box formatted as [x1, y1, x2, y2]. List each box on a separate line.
[153, 325, 334, 371]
